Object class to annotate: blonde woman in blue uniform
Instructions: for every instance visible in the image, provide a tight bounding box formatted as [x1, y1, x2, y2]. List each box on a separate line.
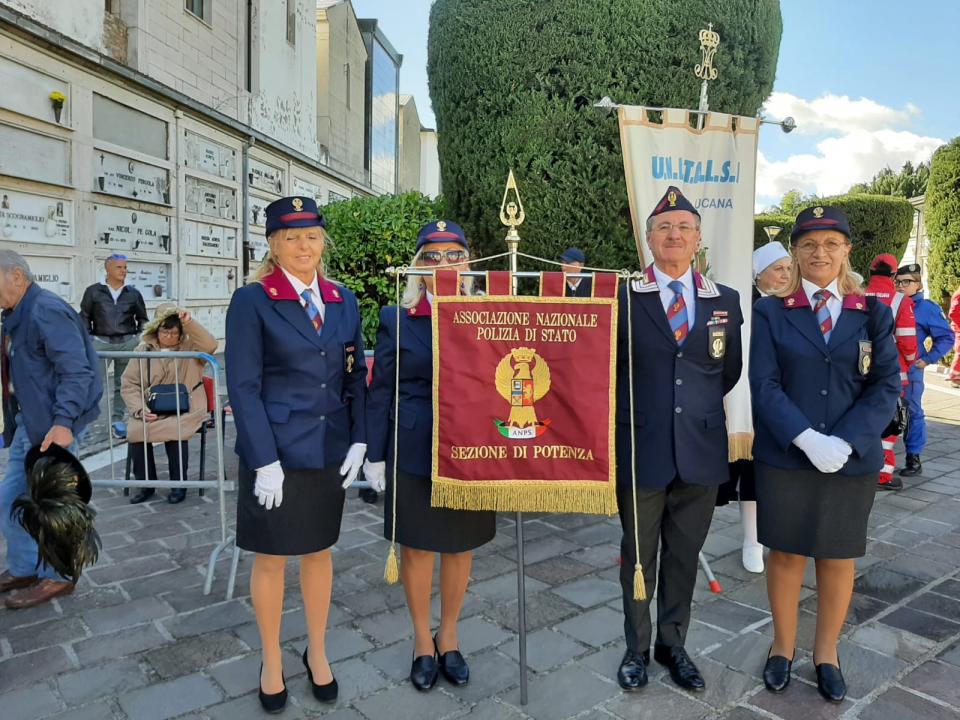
[226, 197, 367, 712]
[751, 206, 900, 703]
[364, 221, 496, 692]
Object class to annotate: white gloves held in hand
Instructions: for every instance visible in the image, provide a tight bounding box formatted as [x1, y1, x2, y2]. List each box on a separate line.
[339, 443, 367, 489]
[793, 429, 852, 474]
[254, 460, 284, 510]
[363, 460, 387, 492]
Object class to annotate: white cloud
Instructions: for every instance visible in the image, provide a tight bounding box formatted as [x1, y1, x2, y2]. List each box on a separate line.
[756, 93, 943, 211]
[762, 92, 920, 135]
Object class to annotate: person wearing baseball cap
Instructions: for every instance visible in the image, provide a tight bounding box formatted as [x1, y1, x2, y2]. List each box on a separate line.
[893, 262, 956, 478]
[751, 206, 900, 702]
[226, 196, 367, 711]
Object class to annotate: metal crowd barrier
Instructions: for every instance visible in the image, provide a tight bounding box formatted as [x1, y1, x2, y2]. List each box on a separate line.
[94, 350, 238, 597]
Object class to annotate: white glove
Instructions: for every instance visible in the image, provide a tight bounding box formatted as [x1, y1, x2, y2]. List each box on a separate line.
[793, 429, 852, 474]
[339, 443, 367, 489]
[254, 460, 284, 510]
[363, 460, 387, 493]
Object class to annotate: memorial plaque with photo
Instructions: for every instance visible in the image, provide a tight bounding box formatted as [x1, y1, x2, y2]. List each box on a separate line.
[94, 150, 170, 204]
[94, 204, 172, 254]
[0, 189, 73, 246]
[186, 264, 236, 300]
[248, 157, 284, 194]
[0, 124, 70, 186]
[182, 130, 237, 180]
[292, 177, 324, 206]
[247, 232, 270, 264]
[248, 194, 270, 228]
[184, 220, 238, 259]
[26, 255, 73, 301]
[125, 261, 171, 300]
[185, 176, 237, 220]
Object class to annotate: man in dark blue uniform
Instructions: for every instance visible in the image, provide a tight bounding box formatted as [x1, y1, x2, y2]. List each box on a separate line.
[894, 263, 956, 476]
[615, 186, 743, 693]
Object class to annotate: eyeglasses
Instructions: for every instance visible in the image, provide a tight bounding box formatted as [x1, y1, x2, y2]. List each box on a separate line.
[653, 222, 699, 235]
[795, 239, 849, 255]
[157, 327, 181, 336]
[895, 278, 919, 286]
[420, 250, 468, 265]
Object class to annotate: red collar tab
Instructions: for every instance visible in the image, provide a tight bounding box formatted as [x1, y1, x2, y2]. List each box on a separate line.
[782, 289, 810, 309]
[693, 271, 707, 291]
[407, 294, 431, 317]
[842, 294, 868, 312]
[317, 277, 344, 304]
[643, 265, 656, 283]
[259, 267, 343, 303]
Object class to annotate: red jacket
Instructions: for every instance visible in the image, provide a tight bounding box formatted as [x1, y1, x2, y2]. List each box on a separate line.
[865, 275, 918, 385]
[949, 287, 960, 332]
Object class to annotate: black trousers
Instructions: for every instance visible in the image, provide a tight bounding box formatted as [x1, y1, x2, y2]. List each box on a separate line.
[130, 441, 189, 482]
[618, 477, 717, 653]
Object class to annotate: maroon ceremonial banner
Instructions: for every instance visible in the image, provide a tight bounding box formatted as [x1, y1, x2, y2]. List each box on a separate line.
[430, 285, 619, 514]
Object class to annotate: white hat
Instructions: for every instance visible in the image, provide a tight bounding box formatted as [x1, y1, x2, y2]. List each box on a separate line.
[752, 241, 790, 279]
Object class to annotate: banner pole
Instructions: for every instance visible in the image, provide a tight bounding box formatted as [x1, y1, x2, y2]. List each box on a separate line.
[500, 170, 529, 705]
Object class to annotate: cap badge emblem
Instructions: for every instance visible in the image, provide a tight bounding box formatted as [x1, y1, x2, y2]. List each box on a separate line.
[813, 206, 824, 218]
[292, 198, 303, 211]
[437, 220, 447, 231]
[667, 191, 678, 207]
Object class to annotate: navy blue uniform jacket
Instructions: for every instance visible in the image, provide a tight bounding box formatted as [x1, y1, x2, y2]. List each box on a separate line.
[225, 267, 366, 471]
[750, 288, 900, 475]
[615, 266, 744, 489]
[366, 296, 433, 477]
[2, 283, 102, 446]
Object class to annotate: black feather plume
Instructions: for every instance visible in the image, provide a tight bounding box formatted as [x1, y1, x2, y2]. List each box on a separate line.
[10, 455, 101, 583]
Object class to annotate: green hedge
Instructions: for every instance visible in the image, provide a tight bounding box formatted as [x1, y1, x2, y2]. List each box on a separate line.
[927, 138, 960, 306]
[428, 0, 782, 271]
[324, 192, 445, 346]
[754, 194, 914, 276]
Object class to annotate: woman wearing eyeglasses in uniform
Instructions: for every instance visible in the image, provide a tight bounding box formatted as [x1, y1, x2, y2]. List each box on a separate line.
[364, 221, 496, 692]
[750, 206, 899, 703]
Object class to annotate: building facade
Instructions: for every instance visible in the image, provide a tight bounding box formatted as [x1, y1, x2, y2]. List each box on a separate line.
[0, 0, 375, 343]
[358, 18, 401, 197]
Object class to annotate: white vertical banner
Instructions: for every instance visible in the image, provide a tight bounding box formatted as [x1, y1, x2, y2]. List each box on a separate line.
[619, 107, 759, 460]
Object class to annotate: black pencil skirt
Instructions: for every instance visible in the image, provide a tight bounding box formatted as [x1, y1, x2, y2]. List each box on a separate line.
[756, 462, 876, 559]
[384, 470, 496, 553]
[236, 462, 345, 555]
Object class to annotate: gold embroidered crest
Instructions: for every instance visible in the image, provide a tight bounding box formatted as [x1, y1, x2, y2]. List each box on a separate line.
[292, 198, 304, 211]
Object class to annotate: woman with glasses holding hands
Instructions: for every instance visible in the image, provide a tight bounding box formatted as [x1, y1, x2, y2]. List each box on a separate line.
[364, 221, 496, 692]
[750, 206, 900, 703]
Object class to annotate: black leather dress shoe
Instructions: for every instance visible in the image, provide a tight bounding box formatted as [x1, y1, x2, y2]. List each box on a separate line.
[616, 649, 649, 690]
[167, 488, 187, 504]
[410, 653, 439, 691]
[763, 650, 794, 693]
[130, 488, 155, 504]
[434, 636, 469, 685]
[654, 645, 705, 691]
[258, 664, 287, 714]
[302, 647, 338, 702]
[815, 661, 846, 703]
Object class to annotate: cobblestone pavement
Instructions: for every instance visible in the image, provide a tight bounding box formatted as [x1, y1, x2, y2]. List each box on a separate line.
[1, 372, 958, 719]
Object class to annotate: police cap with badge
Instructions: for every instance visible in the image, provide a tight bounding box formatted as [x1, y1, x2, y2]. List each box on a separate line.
[648, 185, 701, 221]
[790, 205, 850, 243]
[264, 196, 326, 236]
[896, 263, 922, 278]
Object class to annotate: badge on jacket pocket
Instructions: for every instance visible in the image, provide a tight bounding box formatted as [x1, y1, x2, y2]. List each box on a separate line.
[709, 328, 726, 359]
[858, 340, 872, 376]
[344, 343, 357, 374]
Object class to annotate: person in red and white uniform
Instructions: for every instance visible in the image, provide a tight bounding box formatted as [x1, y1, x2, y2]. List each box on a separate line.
[864, 254, 917, 490]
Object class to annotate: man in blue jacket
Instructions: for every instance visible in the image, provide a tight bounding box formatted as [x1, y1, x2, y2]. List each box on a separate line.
[0, 250, 102, 609]
[894, 263, 956, 476]
[614, 187, 743, 694]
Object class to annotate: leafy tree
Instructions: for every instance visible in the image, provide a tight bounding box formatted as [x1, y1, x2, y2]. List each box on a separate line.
[926, 138, 960, 305]
[754, 193, 914, 277]
[774, 189, 814, 216]
[427, 0, 782, 269]
[848, 161, 930, 199]
[324, 192, 445, 345]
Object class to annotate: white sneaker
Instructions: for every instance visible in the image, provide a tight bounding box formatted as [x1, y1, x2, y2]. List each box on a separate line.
[742, 544, 764, 573]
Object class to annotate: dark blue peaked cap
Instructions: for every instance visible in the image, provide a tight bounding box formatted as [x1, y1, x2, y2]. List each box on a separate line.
[265, 196, 326, 236]
[790, 205, 851, 243]
[648, 185, 700, 219]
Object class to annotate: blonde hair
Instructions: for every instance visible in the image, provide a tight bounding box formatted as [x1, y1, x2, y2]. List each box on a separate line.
[400, 247, 476, 308]
[778, 245, 864, 298]
[251, 227, 329, 283]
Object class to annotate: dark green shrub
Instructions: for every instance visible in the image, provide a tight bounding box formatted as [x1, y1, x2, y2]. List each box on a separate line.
[428, 0, 782, 270]
[926, 138, 960, 305]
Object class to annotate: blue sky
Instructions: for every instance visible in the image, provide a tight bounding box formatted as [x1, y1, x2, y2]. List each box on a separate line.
[352, 0, 957, 209]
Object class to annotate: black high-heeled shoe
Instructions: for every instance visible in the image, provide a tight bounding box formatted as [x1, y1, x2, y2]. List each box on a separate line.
[258, 664, 287, 714]
[302, 647, 338, 703]
[762, 647, 794, 693]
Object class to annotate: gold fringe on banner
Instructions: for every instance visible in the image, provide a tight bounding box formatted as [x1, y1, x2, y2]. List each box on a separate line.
[431, 479, 618, 516]
[728, 432, 755, 462]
